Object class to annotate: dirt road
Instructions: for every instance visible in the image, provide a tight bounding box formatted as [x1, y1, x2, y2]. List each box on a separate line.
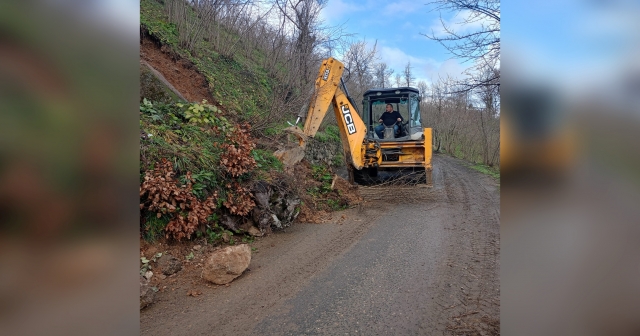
[140, 154, 500, 335]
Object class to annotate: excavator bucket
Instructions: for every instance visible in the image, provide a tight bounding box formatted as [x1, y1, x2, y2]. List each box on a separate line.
[273, 126, 308, 171]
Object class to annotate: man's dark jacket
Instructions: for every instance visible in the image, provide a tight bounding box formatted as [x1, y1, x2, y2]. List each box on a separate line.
[379, 111, 403, 126]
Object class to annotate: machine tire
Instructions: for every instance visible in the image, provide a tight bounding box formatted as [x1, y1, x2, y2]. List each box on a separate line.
[353, 167, 377, 185]
[353, 168, 365, 185]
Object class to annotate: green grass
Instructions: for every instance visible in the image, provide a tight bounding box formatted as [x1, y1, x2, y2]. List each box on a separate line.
[140, 0, 180, 47]
[142, 213, 170, 242]
[326, 199, 347, 211]
[307, 164, 348, 211]
[306, 164, 333, 196]
[331, 152, 344, 167]
[191, 54, 271, 121]
[141, 0, 277, 126]
[315, 125, 341, 143]
[263, 119, 297, 136]
[468, 163, 500, 180]
[140, 100, 227, 176]
[252, 149, 283, 173]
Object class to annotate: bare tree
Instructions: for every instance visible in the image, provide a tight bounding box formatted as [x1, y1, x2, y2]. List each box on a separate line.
[394, 73, 402, 88]
[165, 0, 210, 53]
[342, 39, 378, 100]
[417, 80, 429, 98]
[474, 67, 500, 164]
[421, 76, 499, 166]
[373, 62, 394, 88]
[422, 0, 500, 92]
[403, 61, 416, 87]
[274, 0, 328, 84]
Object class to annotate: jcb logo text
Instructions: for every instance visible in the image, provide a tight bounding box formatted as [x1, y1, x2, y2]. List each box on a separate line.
[340, 104, 356, 134]
[322, 69, 330, 81]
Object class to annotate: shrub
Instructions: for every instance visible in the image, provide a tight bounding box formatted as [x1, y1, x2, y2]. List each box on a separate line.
[140, 159, 217, 240]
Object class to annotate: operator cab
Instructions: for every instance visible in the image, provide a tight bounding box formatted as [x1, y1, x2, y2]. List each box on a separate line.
[362, 87, 423, 141]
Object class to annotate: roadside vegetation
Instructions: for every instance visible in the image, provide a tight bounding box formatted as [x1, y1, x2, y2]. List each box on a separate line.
[140, 99, 267, 241]
[468, 163, 500, 180]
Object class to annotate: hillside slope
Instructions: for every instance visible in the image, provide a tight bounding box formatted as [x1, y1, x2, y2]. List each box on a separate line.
[139, 0, 350, 246]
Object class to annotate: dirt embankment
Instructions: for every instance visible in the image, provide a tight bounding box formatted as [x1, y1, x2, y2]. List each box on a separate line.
[140, 33, 213, 103]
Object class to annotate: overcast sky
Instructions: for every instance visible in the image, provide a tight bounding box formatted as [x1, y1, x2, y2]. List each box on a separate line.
[319, 0, 477, 86]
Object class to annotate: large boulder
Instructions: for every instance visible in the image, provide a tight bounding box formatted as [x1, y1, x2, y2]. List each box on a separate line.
[201, 244, 251, 285]
[140, 275, 155, 309]
[156, 254, 182, 275]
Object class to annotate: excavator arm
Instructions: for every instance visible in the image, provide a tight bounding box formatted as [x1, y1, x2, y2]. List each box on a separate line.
[283, 57, 379, 171]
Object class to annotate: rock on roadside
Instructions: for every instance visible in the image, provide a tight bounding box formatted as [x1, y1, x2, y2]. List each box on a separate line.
[251, 181, 300, 231]
[202, 244, 251, 285]
[157, 253, 182, 275]
[140, 275, 155, 309]
[247, 226, 262, 237]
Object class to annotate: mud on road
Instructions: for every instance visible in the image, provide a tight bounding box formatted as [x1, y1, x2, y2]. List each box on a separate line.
[140, 154, 500, 335]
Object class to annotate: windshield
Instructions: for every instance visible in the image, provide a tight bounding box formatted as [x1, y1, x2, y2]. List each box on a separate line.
[410, 95, 421, 127]
[371, 99, 409, 124]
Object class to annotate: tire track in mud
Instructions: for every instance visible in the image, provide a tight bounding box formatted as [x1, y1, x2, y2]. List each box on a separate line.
[424, 155, 500, 335]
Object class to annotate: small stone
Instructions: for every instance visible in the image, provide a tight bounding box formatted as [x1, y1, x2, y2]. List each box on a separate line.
[140, 276, 155, 309]
[237, 220, 253, 232]
[247, 226, 262, 237]
[221, 232, 230, 243]
[157, 254, 183, 275]
[159, 274, 167, 280]
[193, 245, 201, 251]
[144, 271, 153, 280]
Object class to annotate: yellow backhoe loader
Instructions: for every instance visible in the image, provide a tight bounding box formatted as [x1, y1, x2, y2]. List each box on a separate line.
[275, 57, 432, 184]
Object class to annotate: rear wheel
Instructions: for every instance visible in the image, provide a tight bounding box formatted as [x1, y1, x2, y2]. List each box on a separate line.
[353, 167, 377, 185]
[367, 167, 378, 177]
[353, 168, 365, 185]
